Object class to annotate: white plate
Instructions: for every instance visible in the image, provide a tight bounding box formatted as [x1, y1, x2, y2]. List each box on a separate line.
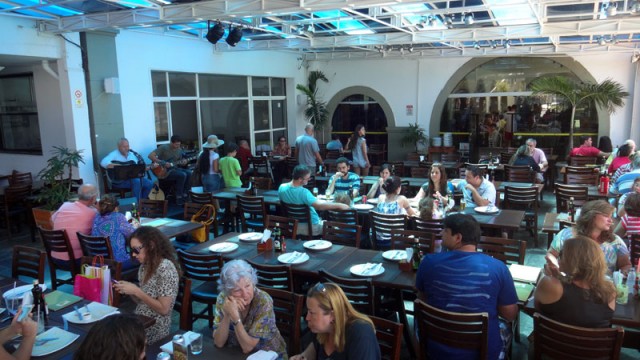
[353, 204, 374, 210]
[62, 302, 119, 324]
[303, 240, 332, 250]
[318, 194, 334, 201]
[474, 206, 500, 214]
[239, 232, 263, 242]
[382, 250, 408, 261]
[350, 263, 385, 277]
[31, 326, 79, 357]
[209, 242, 239, 253]
[277, 252, 310, 264]
[3, 284, 47, 300]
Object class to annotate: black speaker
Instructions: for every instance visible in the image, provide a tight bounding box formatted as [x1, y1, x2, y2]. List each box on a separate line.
[206, 21, 225, 44]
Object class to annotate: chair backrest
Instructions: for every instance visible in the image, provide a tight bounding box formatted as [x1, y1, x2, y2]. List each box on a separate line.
[3, 184, 32, 204]
[629, 234, 640, 267]
[532, 313, 624, 360]
[286, 157, 299, 175]
[188, 190, 214, 205]
[38, 227, 78, 275]
[369, 212, 408, 250]
[390, 229, 436, 254]
[80, 256, 123, 307]
[32, 208, 53, 230]
[538, 147, 553, 156]
[236, 195, 267, 232]
[177, 250, 224, 283]
[500, 152, 514, 164]
[564, 172, 599, 186]
[139, 199, 168, 218]
[477, 236, 526, 265]
[322, 221, 362, 248]
[248, 156, 270, 174]
[281, 201, 313, 238]
[319, 269, 375, 315]
[565, 166, 597, 175]
[503, 186, 539, 211]
[183, 202, 214, 235]
[441, 152, 461, 163]
[569, 156, 598, 166]
[259, 287, 304, 354]
[253, 176, 273, 190]
[247, 261, 294, 291]
[411, 167, 430, 178]
[326, 209, 359, 225]
[370, 315, 404, 360]
[264, 215, 298, 239]
[101, 168, 129, 197]
[77, 232, 114, 259]
[555, 183, 589, 212]
[9, 171, 33, 187]
[504, 165, 533, 182]
[412, 217, 444, 234]
[175, 277, 193, 330]
[12, 246, 45, 284]
[414, 299, 489, 360]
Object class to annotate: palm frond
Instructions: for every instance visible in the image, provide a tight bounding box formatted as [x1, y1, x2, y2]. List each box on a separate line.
[530, 76, 578, 105]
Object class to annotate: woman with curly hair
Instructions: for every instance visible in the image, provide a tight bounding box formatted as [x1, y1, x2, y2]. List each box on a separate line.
[113, 226, 180, 344]
[74, 314, 146, 360]
[91, 194, 137, 270]
[346, 124, 370, 176]
[290, 282, 380, 360]
[548, 200, 631, 275]
[536, 236, 616, 328]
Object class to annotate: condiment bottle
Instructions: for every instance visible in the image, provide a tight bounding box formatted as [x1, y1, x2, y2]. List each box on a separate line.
[273, 223, 282, 252]
[411, 238, 422, 271]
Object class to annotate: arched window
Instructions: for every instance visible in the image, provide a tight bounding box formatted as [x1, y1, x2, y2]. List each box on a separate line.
[331, 94, 388, 147]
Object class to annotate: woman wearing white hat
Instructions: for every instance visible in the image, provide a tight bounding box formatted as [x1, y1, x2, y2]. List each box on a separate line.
[199, 135, 224, 192]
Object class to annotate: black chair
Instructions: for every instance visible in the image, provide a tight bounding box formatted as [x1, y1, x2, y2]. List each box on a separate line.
[0, 184, 33, 241]
[264, 215, 298, 239]
[77, 232, 113, 258]
[260, 287, 304, 354]
[175, 277, 193, 331]
[369, 212, 407, 250]
[390, 229, 436, 254]
[138, 199, 168, 218]
[322, 221, 362, 248]
[370, 315, 404, 360]
[12, 246, 45, 284]
[503, 186, 539, 245]
[247, 261, 294, 291]
[39, 227, 78, 290]
[281, 201, 316, 239]
[176, 250, 223, 328]
[236, 194, 267, 233]
[319, 269, 374, 315]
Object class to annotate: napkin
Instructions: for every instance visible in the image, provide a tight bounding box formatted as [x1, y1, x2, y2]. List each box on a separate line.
[363, 263, 383, 275]
[405, 248, 413, 262]
[160, 331, 198, 354]
[285, 251, 306, 263]
[247, 350, 278, 360]
[261, 229, 272, 243]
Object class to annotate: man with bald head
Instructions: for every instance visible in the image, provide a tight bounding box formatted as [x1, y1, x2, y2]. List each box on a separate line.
[52, 184, 99, 265]
[101, 137, 153, 201]
[295, 123, 323, 170]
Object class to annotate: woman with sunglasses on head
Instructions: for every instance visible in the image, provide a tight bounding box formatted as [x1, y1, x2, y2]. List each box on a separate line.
[273, 136, 292, 157]
[290, 282, 380, 360]
[113, 226, 180, 344]
[213, 260, 286, 357]
[548, 200, 631, 276]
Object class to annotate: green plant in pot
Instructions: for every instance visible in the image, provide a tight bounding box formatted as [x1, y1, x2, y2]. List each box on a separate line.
[296, 70, 329, 142]
[401, 122, 428, 153]
[36, 146, 84, 211]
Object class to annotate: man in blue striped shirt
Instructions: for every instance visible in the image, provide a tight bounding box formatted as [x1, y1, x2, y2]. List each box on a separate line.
[325, 157, 360, 197]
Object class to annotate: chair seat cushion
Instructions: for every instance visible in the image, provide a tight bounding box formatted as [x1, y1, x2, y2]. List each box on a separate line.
[191, 281, 219, 302]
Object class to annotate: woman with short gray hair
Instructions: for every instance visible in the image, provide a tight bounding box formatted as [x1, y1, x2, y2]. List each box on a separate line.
[213, 260, 286, 357]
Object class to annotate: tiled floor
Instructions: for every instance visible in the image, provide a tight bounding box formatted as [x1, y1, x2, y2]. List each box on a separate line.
[1, 194, 638, 359]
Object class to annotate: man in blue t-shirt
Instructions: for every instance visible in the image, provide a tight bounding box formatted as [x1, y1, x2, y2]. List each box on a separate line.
[416, 214, 518, 360]
[278, 165, 349, 236]
[295, 123, 323, 170]
[326, 157, 361, 197]
[456, 165, 496, 209]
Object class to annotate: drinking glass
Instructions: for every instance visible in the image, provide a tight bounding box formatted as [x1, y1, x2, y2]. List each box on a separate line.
[312, 187, 319, 197]
[189, 332, 203, 355]
[460, 199, 466, 211]
[616, 284, 629, 305]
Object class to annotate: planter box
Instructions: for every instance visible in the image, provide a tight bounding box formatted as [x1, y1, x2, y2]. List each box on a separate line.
[32, 207, 54, 230]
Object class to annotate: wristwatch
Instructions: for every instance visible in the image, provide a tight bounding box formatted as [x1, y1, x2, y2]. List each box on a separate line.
[232, 318, 241, 325]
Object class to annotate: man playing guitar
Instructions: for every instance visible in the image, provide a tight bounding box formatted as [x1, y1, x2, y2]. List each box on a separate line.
[101, 137, 155, 201]
[148, 135, 193, 205]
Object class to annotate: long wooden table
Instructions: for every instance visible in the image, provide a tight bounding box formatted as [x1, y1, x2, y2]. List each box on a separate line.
[141, 217, 204, 239]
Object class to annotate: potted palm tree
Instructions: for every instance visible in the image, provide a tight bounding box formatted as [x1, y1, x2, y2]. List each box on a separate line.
[400, 122, 428, 153]
[530, 76, 628, 150]
[296, 70, 329, 142]
[35, 146, 84, 216]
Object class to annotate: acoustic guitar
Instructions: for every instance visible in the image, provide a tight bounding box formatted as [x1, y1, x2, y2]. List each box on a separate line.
[152, 156, 197, 179]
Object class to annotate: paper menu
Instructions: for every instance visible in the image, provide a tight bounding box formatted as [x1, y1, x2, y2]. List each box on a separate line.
[509, 264, 541, 283]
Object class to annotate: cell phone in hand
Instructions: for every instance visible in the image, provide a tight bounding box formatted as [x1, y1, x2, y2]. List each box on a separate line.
[18, 305, 33, 322]
[111, 279, 119, 284]
[546, 254, 559, 268]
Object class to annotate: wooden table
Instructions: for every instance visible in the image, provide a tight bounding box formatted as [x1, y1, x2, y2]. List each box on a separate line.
[210, 188, 281, 205]
[540, 212, 569, 249]
[315, 175, 429, 189]
[141, 218, 203, 239]
[148, 330, 246, 359]
[458, 208, 525, 235]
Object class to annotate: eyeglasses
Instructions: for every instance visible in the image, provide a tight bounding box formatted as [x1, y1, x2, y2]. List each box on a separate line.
[279, 140, 286, 142]
[313, 282, 326, 293]
[132, 245, 144, 255]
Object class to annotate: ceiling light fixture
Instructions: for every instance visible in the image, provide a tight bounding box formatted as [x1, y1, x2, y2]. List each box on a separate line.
[599, 36, 607, 46]
[631, 0, 640, 14]
[445, 14, 453, 25]
[490, 40, 497, 49]
[473, 41, 481, 50]
[205, 20, 225, 44]
[503, 39, 511, 49]
[408, 46, 414, 52]
[307, 24, 315, 33]
[226, 26, 243, 46]
[465, 13, 474, 25]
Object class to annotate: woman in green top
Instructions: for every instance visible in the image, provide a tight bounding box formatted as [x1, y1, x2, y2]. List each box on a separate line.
[220, 143, 243, 187]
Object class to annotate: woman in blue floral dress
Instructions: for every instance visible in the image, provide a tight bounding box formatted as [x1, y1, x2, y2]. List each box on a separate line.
[91, 194, 137, 270]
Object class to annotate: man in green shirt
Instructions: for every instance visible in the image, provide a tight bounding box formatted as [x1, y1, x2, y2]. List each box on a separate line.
[220, 143, 242, 188]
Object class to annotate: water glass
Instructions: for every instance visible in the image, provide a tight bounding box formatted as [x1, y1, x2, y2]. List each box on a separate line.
[460, 199, 467, 211]
[616, 284, 629, 305]
[189, 332, 203, 355]
[312, 187, 319, 197]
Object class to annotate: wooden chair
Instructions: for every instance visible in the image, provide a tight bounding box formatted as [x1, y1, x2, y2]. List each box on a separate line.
[370, 315, 404, 360]
[390, 229, 436, 254]
[406, 152, 420, 161]
[260, 287, 304, 354]
[568, 156, 598, 167]
[477, 236, 526, 265]
[441, 152, 460, 163]
[39, 227, 78, 290]
[504, 165, 533, 182]
[564, 172, 599, 186]
[538, 147, 553, 156]
[369, 212, 407, 250]
[101, 169, 130, 198]
[322, 221, 362, 248]
[326, 150, 341, 159]
[0, 184, 33, 241]
[264, 215, 298, 239]
[555, 183, 589, 212]
[253, 176, 273, 190]
[247, 261, 294, 291]
[319, 269, 374, 315]
[532, 313, 624, 360]
[414, 299, 489, 360]
[411, 167, 430, 178]
[138, 199, 168, 218]
[285, 157, 298, 176]
[12, 246, 45, 284]
[9, 171, 33, 187]
[80, 256, 123, 307]
[77, 232, 114, 258]
[629, 234, 640, 267]
[183, 202, 214, 238]
[236, 194, 267, 233]
[503, 186, 539, 245]
[326, 209, 359, 225]
[175, 277, 193, 330]
[412, 217, 444, 252]
[281, 201, 316, 239]
[500, 152, 514, 164]
[188, 191, 222, 235]
[248, 156, 270, 177]
[176, 250, 224, 328]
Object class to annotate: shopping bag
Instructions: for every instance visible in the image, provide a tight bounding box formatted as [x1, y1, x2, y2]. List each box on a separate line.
[73, 264, 101, 302]
[82, 256, 113, 305]
[190, 204, 216, 243]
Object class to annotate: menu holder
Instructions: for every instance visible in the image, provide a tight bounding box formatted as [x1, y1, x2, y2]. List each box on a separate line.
[257, 238, 273, 251]
[44, 291, 82, 311]
[398, 261, 412, 272]
[509, 264, 541, 284]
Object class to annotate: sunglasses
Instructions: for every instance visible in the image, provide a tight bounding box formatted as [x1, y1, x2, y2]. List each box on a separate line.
[132, 245, 144, 255]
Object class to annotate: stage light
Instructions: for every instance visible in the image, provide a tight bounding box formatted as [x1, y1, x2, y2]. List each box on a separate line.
[205, 21, 225, 44]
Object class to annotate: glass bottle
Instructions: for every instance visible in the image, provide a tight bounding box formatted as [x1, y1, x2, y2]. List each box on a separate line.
[131, 203, 139, 222]
[568, 196, 575, 222]
[411, 238, 422, 271]
[273, 223, 282, 252]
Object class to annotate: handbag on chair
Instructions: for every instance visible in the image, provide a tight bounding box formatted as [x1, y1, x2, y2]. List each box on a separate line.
[190, 204, 216, 243]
